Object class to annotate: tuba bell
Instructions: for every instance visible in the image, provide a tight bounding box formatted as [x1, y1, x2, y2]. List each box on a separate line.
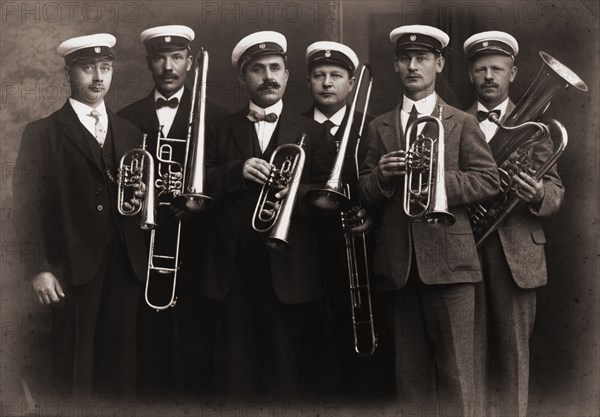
[469, 51, 587, 247]
[403, 107, 455, 226]
[252, 134, 307, 250]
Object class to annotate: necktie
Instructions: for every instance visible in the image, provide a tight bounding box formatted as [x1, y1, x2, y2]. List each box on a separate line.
[405, 104, 418, 137]
[477, 109, 501, 122]
[322, 119, 337, 149]
[156, 97, 179, 109]
[89, 109, 106, 146]
[247, 110, 278, 123]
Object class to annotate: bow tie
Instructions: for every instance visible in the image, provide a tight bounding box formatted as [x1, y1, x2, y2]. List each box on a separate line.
[247, 110, 278, 123]
[156, 97, 179, 109]
[477, 109, 501, 122]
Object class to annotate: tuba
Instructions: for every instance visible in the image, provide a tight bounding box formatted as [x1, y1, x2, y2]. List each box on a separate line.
[307, 64, 378, 356]
[117, 133, 158, 230]
[403, 107, 455, 226]
[469, 51, 588, 247]
[252, 134, 307, 250]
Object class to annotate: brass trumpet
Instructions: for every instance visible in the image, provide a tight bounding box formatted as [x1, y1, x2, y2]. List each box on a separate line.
[307, 64, 378, 356]
[252, 134, 307, 250]
[403, 108, 455, 226]
[469, 51, 587, 247]
[117, 134, 158, 230]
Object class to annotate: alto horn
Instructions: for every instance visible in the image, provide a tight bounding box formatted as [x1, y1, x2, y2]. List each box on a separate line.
[172, 48, 214, 212]
[117, 133, 158, 230]
[469, 51, 588, 247]
[403, 107, 455, 226]
[252, 134, 307, 250]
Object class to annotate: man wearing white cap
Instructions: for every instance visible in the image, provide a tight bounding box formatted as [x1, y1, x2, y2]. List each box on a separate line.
[302, 41, 392, 398]
[13, 33, 147, 398]
[359, 25, 500, 410]
[204, 31, 331, 400]
[464, 31, 564, 417]
[118, 24, 226, 400]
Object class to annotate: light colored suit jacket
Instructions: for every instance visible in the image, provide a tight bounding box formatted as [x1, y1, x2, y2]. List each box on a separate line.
[359, 98, 500, 290]
[466, 100, 565, 288]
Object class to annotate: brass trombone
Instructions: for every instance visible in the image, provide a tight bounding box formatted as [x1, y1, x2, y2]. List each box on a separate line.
[252, 134, 307, 250]
[468, 51, 587, 247]
[172, 48, 214, 211]
[308, 64, 378, 356]
[403, 108, 455, 226]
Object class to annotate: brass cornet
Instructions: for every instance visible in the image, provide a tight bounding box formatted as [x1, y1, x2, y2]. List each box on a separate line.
[117, 134, 158, 230]
[403, 108, 455, 226]
[468, 51, 587, 247]
[252, 134, 307, 250]
[307, 64, 378, 356]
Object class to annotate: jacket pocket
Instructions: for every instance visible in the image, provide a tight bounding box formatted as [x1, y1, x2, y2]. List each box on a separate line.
[445, 231, 478, 271]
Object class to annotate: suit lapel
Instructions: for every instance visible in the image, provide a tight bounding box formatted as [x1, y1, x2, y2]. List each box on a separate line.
[109, 108, 141, 162]
[170, 88, 191, 138]
[502, 99, 515, 123]
[378, 104, 403, 153]
[231, 107, 253, 159]
[57, 102, 101, 168]
[275, 106, 302, 147]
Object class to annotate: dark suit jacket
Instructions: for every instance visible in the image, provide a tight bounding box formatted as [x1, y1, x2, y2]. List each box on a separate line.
[118, 88, 228, 279]
[203, 106, 331, 303]
[13, 101, 147, 285]
[359, 98, 500, 290]
[466, 100, 564, 288]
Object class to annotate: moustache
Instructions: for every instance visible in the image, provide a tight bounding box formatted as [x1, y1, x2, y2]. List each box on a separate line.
[160, 72, 179, 80]
[258, 81, 281, 91]
[481, 83, 499, 89]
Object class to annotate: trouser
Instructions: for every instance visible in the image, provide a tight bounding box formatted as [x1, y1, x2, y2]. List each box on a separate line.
[478, 232, 537, 417]
[387, 266, 477, 416]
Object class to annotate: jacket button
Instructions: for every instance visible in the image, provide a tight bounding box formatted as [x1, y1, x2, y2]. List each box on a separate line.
[97, 205, 104, 211]
[94, 187, 102, 195]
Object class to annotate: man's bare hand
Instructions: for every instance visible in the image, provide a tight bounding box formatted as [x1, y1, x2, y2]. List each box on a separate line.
[378, 150, 406, 184]
[243, 158, 273, 185]
[32, 272, 65, 305]
[514, 168, 545, 204]
[350, 207, 374, 234]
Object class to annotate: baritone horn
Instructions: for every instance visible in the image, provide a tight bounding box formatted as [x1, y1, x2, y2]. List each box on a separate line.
[117, 133, 158, 230]
[306, 63, 378, 356]
[403, 107, 455, 226]
[252, 134, 307, 250]
[469, 51, 588, 247]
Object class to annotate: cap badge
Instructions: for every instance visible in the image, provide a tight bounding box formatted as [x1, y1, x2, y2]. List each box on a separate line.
[259, 43, 266, 49]
[94, 47, 101, 54]
[165, 36, 171, 43]
[410, 34, 417, 41]
[324, 50, 331, 58]
[482, 41, 489, 47]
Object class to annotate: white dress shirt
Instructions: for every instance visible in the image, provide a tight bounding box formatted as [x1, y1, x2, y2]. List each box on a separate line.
[249, 99, 283, 152]
[401, 92, 438, 136]
[477, 98, 509, 142]
[69, 98, 108, 146]
[313, 105, 347, 136]
[155, 87, 185, 138]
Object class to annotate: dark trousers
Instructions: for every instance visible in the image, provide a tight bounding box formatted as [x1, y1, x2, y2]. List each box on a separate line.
[478, 232, 536, 417]
[387, 265, 477, 416]
[52, 238, 140, 400]
[221, 237, 324, 402]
